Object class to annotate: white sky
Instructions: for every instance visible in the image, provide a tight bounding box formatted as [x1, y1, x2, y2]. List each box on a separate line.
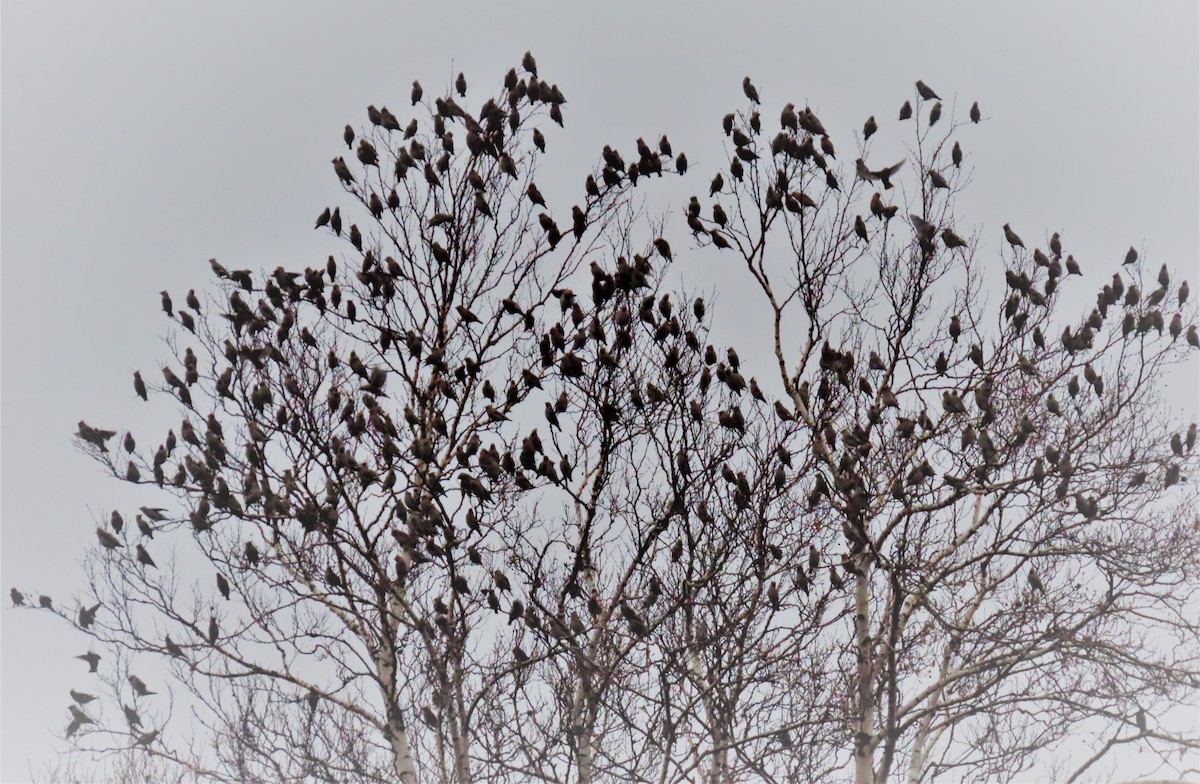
[3, 1, 1198, 780]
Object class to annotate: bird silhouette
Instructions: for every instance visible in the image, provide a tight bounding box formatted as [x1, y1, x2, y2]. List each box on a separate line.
[856, 158, 905, 190]
[70, 689, 96, 705]
[78, 603, 100, 629]
[76, 652, 101, 673]
[96, 528, 123, 550]
[135, 544, 157, 568]
[1003, 224, 1025, 249]
[915, 80, 941, 100]
[128, 675, 155, 697]
[742, 76, 760, 104]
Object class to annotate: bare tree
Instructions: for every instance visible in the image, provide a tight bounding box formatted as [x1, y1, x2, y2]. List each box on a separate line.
[11, 60, 1200, 784]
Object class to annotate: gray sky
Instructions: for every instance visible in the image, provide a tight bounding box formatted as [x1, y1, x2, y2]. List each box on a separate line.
[3, 1, 1198, 780]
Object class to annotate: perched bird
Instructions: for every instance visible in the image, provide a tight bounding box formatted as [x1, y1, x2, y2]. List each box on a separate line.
[135, 544, 157, 569]
[128, 675, 155, 697]
[914, 80, 940, 101]
[164, 636, 185, 658]
[899, 100, 913, 120]
[863, 116, 877, 140]
[941, 228, 967, 249]
[970, 101, 981, 123]
[1027, 568, 1045, 593]
[10, 588, 24, 606]
[208, 615, 219, 645]
[216, 573, 230, 599]
[331, 157, 355, 184]
[522, 51, 538, 77]
[70, 689, 96, 705]
[928, 102, 942, 126]
[742, 76, 760, 104]
[455, 72, 467, 97]
[133, 371, 148, 401]
[1123, 246, 1138, 265]
[135, 730, 159, 747]
[123, 704, 142, 729]
[97, 528, 123, 550]
[1003, 223, 1025, 249]
[411, 80, 423, 105]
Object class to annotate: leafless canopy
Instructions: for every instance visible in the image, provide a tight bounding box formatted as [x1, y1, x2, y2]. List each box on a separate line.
[15, 59, 1200, 784]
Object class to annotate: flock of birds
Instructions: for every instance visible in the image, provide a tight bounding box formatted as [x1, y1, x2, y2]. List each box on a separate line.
[11, 63, 1199, 746]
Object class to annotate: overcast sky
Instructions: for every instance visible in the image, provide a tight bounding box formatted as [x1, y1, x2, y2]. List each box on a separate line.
[2, 2, 1198, 780]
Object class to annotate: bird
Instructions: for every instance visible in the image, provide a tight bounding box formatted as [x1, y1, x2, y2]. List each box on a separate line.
[97, 528, 123, 550]
[970, 101, 981, 123]
[1027, 568, 1045, 593]
[68, 704, 95, 730]
[216, 573, 230, 600]
[135, 544, 157, 568]
[135, 730, 159, 747]
[78, 603, 100, 629]
[928, 102, 942, 126]
[77, 421, 117, 452]
[133, 371, 148, 401]
[208, 615, 219, 645]
[164, 636, 185, 658]
[915, 80, 941, 100]
[899, 100, 913, 121]
[411, 80, 423, 105]
[140, 507, 168, 522]
[70, 689, 96, 705]
[863, 116, 877, 140]
[10, 588, 25, 606]
[128, 675, 155, 697]
[76, 652, 101, 673]
[1123, 246, 1138, 265]
[856, 158, 905, 190]
[331, 157, 355, 184]
[742, 76, 760, 104]
[941, 229, 967, 249]
[455, 72, 467, 97]
[123, 704, 142, 729]
[1003, 224, 1024, 248]
[522, 51, 538, 77]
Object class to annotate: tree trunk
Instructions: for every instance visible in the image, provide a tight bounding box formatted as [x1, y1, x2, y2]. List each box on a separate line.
[571, 678, 594, 784]
[381, 592, 419, 784]
[854, 564, 877, 784]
